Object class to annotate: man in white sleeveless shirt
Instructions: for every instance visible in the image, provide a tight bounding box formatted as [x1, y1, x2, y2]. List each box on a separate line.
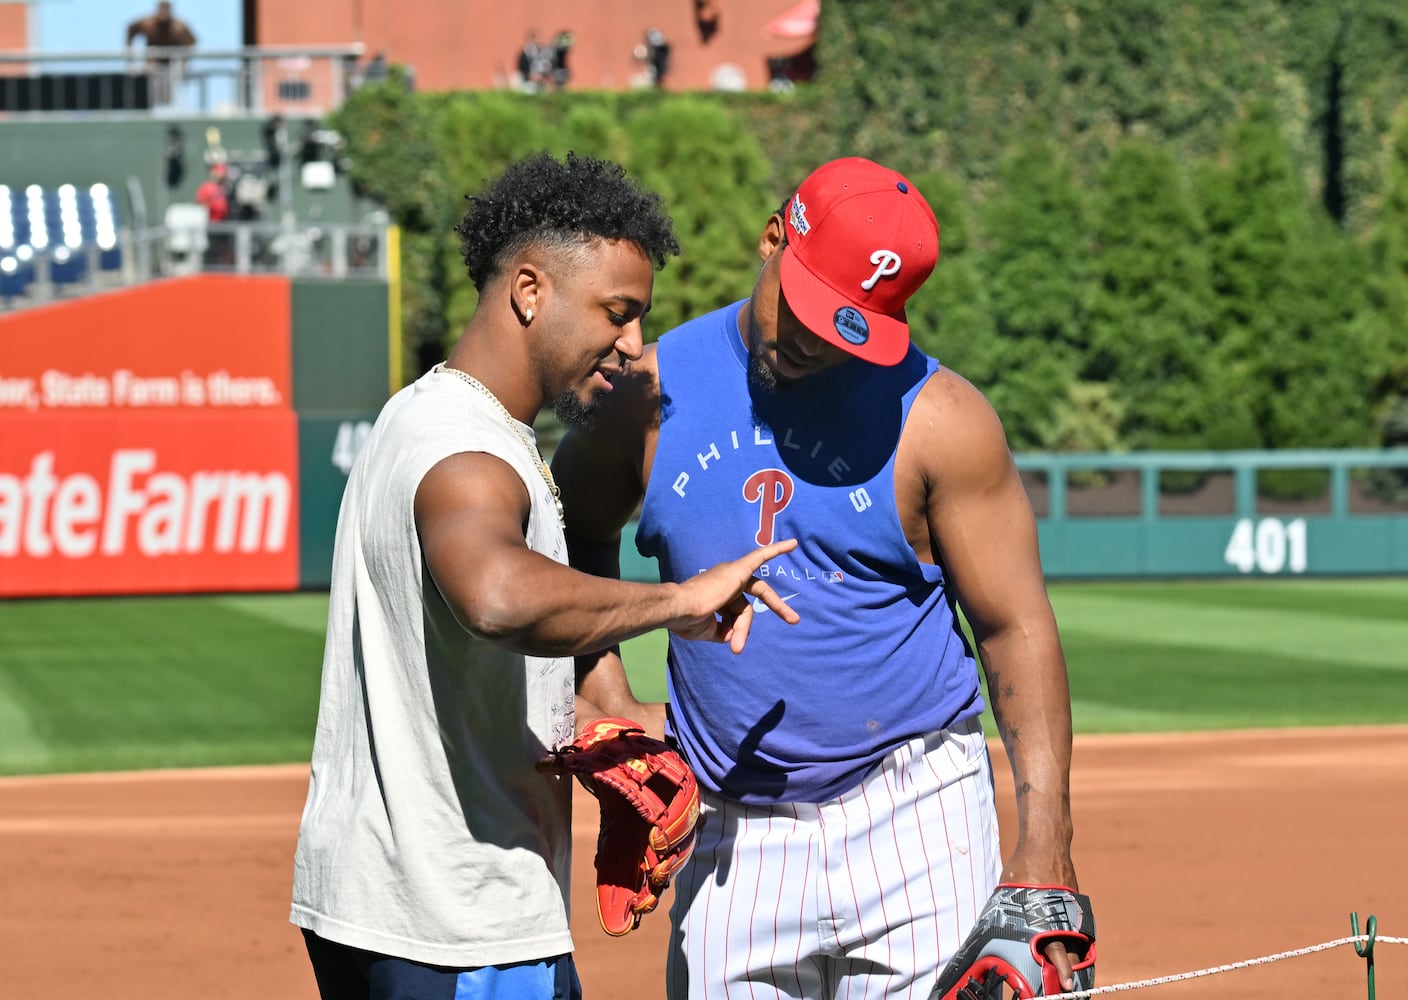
[290, 152, 799, 1000]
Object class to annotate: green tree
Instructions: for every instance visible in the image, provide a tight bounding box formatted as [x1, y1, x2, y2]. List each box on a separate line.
[813, 0, 1290, 182]
[326, 7, 1408, 442]
[1197, 100, 1378, 494]
[1364, 100, 1408, 430]
[1087, 140, 1217, 449]
[1276, 0, 1408, 232]
[331, 69, 452, 374]
[904, 170, 999, 383]
[331, 68, 445, 232]
[618, 98, 777, 338]
[435, 92, 577, 340]
[974, 137, 1091, 447]
[1197, 101, 1309, 451]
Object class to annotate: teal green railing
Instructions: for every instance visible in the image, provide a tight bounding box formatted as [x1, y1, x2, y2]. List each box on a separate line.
[1014, 449, 1408, 578]
[618, 449, 1408, 581]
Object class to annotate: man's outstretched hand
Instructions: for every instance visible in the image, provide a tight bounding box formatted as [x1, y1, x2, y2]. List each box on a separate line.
[668, 539, 801, 652]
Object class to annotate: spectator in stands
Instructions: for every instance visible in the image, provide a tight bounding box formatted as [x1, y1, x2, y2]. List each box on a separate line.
[297, 121, 322, 169]
[363, 52, 390, 85]
[644, 27, 672, 88]
[203, 125, 228, 169]
[516, 31, 548, 92]
[126, 2, 197, 105]
[768, 56, 797, 93]
[261, 115, 287, 208]
[694, 0, 721, 44]
[195, 163, 231, 267]
[195, 164, 229, 221]
[550, 31, 573, 89]
[163, 125, 186, 193]
[263, 115, 286, 171]
[126, 1, 197, 48]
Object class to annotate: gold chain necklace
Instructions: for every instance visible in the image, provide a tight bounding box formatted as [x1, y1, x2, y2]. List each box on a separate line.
[435, 363, 565, 526]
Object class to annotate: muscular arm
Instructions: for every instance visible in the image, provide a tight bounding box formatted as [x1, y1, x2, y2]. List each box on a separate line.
[915, 370, 1077, 889]
[416, 447, 793, 659]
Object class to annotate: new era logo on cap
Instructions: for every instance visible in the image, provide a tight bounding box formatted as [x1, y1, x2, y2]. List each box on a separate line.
[778, 157, 940, 366]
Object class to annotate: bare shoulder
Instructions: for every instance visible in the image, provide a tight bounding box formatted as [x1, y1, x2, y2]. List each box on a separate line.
[415, 449, 530, 533]
[905, 366, 1013, 485]
[912, 365, 998, 420]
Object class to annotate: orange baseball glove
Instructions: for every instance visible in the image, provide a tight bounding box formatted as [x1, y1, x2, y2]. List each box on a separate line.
[539, 718, 702, 936]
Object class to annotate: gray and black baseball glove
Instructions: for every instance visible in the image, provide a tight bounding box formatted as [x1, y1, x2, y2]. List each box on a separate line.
[930, 883, 1097, 999]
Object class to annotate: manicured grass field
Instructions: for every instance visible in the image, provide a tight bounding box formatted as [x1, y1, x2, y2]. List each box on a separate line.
[1, 578, 1405, 775]
[0, 593, 330, 776]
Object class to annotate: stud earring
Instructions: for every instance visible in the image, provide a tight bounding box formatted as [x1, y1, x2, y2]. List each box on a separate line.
[524, 308, 534, 324]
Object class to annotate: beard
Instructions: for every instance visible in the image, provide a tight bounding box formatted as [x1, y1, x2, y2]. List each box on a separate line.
[747, 353, 779, 393]
[552, 389, 598, 429]
[745, 304, 782, 394]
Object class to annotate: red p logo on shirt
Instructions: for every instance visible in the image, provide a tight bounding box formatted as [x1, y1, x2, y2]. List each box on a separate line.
[742, 469, 794, 545]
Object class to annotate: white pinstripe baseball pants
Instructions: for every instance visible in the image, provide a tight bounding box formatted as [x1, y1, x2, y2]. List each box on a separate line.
[664, 718, 1001, 1000]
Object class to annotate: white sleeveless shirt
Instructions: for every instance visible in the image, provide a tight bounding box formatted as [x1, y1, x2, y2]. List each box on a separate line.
[290, 367, 577, 967]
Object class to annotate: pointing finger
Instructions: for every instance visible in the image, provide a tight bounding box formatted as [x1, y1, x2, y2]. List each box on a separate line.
[737, 538, 798, 575]
[745, 579, 801, 624]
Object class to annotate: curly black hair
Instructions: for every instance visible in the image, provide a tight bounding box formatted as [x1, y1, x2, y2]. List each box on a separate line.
[455, 151, 681, 292]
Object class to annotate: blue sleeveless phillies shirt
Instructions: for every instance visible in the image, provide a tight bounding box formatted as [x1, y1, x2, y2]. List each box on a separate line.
[636, 300, 985, 804]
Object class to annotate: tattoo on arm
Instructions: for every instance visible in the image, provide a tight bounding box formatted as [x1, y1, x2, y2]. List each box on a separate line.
[985, 666, 1002, 698]
[988, 666, 1022, 743]
[985, 666, 1018, 704]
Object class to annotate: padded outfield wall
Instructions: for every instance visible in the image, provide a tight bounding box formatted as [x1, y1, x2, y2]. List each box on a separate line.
[613, 447, 1408, 582]
[0, 274, 389, 596]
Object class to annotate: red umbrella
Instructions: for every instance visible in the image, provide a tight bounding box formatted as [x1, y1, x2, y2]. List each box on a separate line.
[764, 0, 819, 39]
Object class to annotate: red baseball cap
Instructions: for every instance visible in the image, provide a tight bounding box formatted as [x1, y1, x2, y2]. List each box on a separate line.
[778, 157, 939, 366]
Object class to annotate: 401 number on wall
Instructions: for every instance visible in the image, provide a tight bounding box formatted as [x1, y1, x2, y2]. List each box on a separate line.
[1223, 517, 1308, 575]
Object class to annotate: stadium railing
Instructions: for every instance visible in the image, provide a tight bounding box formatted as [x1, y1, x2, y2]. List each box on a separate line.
[0, 178, 390, 311]
[1013, 449, 1408, 577]
[609, 450, 1408, 581]
[0, 44, 367, 118]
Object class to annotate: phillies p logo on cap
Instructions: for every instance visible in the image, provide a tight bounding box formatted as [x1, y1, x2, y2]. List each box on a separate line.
[778, 157, 940, 366]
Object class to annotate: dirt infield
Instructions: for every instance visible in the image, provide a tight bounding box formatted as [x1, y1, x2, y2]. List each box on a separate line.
[2, 727, 1405, 999]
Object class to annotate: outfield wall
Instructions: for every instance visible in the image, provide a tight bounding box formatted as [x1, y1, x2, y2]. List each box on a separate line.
[1015, 451, 1408, 577]
[0, 274, 388, 596]
[618, 449, 1408, 582]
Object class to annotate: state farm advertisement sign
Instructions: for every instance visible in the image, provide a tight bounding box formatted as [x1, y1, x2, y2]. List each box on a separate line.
[0, 275, 291, 413]
[0, 413, 299, 595]
[0, 276, 299, 595]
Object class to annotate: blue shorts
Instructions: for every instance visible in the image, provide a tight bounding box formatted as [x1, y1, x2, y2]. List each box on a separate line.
[301, 929, 583, 1000]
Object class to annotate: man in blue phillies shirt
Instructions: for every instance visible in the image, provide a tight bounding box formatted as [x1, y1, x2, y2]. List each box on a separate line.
[553, 157, 1088, 999]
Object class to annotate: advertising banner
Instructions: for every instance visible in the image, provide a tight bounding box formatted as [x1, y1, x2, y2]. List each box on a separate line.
[0, 275, 300, 595]
[0, 275, 291, 415]
[0, 410, 300, 595]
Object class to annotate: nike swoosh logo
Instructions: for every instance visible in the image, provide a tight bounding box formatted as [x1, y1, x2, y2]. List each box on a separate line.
[750, 593, 798, 615]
